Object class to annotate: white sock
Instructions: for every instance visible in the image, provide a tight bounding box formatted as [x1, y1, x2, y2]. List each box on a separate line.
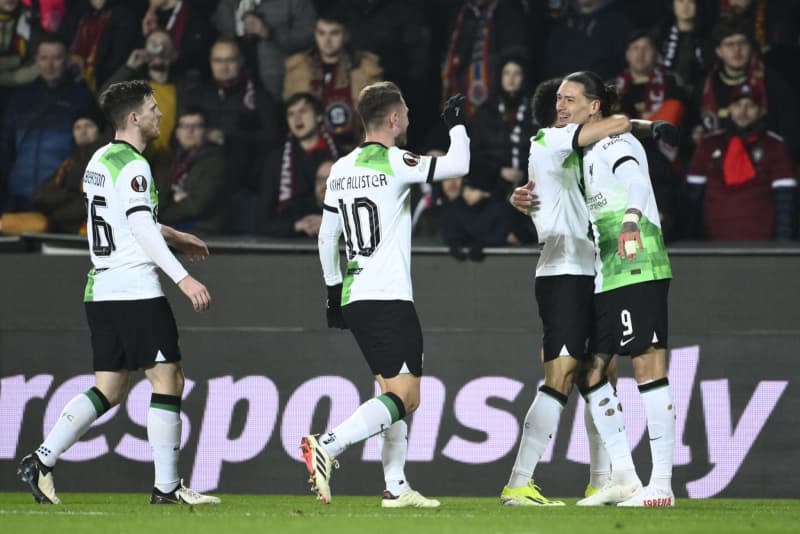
[381, 420, 409, 495]
[148, 395, 181, 493]
[321, 396, 397, 458]
[584, 381, 638, 485]
[507, 388, 565, 488]
[639, 380, 675, 491]
[584, 401, 611, 488]
[38, 389, 106, 467]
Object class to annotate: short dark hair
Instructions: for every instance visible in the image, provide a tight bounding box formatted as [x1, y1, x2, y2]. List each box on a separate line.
[357, 81, 403, 131]
[177, 106, 208, 125]
[712, 16, 753, 48]
[532, 78, 561, 127]
[562, 71, 618, 117]
[98, 80, 153, 131]
[35, 32, 67, 53]
[286, 92, 324, 117]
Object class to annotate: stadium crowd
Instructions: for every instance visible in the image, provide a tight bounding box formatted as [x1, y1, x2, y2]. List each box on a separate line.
[1, 0, 799, 249]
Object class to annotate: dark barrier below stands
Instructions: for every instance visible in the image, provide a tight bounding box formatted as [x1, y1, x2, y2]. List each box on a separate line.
[1, 252, 798, 498]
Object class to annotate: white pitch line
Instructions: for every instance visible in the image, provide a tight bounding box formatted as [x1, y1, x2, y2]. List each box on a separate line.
[0, 509, 109, 516]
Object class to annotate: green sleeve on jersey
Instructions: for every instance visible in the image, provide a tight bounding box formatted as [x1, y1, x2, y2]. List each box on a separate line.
[534, 129, 546, 146]
[595, 211, 672, 291]
[355, 144, 394, 176]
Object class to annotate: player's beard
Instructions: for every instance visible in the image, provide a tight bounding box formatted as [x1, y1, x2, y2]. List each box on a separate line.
[396, 130, 407, 147]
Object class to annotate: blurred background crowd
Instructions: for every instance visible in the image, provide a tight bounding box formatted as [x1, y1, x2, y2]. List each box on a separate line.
[1, 0, 798, 257]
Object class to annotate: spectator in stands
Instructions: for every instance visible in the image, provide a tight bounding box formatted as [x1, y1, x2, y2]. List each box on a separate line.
[0, 108, 104, 235]
[686, 83, 797, 240]
[284, 9, 381, 152]
[141, 0, 217, 79]
[102, 28, 187, 168]
[467, 56, 536, 244]
[441, 0, 529, 119]
[0, 34, 94, 212]
[698, 16, 800, 160]
[542, 0, 632, 82]
[652, 0, 711, 98]
[213, 0, 317, 102]
[258, 92, 337, 237]
[154, 107, 227, 234]
[0, 0, 40, 97]
[30, 0, 66, 33]
[442, 176, 514, 261]
[184, 37, 281, 233]
[59, 0, 139, 93]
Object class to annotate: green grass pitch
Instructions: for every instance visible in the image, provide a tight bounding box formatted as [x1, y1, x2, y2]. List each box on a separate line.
[1, 493, 798, 534]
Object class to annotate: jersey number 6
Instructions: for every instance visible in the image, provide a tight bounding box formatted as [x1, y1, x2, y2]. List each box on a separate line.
[84, 194, 116, 256]
[339, 197, 381, 259]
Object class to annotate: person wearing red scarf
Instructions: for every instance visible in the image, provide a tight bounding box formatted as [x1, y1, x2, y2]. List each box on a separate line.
[258, 91, 338, 237]
[62, 0, 139, 93]
[283, 9, 381, 153]
[697, 16, 799, 161]
[687, 83, 797, 240]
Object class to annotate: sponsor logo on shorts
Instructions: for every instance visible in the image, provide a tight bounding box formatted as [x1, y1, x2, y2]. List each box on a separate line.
[131, 175, 148, 192]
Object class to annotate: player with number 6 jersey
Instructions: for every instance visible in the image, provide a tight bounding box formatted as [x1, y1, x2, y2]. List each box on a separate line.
[83, 142, 170, 302]
[302, 82, 469, 508]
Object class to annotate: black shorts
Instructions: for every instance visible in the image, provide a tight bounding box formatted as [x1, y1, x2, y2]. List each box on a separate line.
[85, 297, 182, 371]
[535, 275, 594, 361]
[592, 279, 669, 357]
[342, 300, 423, 379]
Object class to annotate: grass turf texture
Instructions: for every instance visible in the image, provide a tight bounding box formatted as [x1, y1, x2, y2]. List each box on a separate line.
[1, 494, 798, 533]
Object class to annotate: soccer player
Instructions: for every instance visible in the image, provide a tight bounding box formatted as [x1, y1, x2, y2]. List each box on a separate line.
[503, 79, 651, 505]
[557, 71, 675, 507]
[302, 82, 470, 507]
[17, 80, 219, 506]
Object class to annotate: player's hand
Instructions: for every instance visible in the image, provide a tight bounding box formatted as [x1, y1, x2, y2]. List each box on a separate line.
[178, 275, 211, 312]
[651, 120, 679, 147]
[171, 231, 209, 262]
[509, 179, 540, 215]
[441, 94, 466, 129]
[617, 220, 644, 260]
[326, 284, 347, 329]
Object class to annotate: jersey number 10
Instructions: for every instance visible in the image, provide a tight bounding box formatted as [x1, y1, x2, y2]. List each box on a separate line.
[339, 197, 381, 259]
[84, 194, 116, 256]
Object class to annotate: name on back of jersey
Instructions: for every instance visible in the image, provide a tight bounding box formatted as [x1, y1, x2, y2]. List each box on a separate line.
[328, 173, 389, 192]
[84, 171, 106, 187]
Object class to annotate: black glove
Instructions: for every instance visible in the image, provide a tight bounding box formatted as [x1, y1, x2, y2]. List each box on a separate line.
[651, 120, 679, 147]
[325, 284, 347, 329]
[441, 94, 466, 129]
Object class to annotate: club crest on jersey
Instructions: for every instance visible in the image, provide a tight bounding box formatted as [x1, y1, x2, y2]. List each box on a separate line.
[403, 152, 421, 167]
[131, 175, 148, 192]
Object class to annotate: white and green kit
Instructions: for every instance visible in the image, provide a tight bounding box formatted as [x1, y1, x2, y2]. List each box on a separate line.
[579, 133, 672, 292]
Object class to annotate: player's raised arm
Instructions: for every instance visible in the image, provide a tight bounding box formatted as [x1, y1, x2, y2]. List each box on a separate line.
[429, 94, 470, 180]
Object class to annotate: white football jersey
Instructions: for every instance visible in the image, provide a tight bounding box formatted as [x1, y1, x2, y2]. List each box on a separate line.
[321, 140, 452, 304]
[528, 124, 595, 277]
[82, 141, 164, 301]
[581, 133, 671, 292]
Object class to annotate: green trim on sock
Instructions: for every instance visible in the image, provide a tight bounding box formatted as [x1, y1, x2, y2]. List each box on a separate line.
[84, 388, 107, 417]
[376, 394, 401, 423]
[150, 402, 180, 413]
